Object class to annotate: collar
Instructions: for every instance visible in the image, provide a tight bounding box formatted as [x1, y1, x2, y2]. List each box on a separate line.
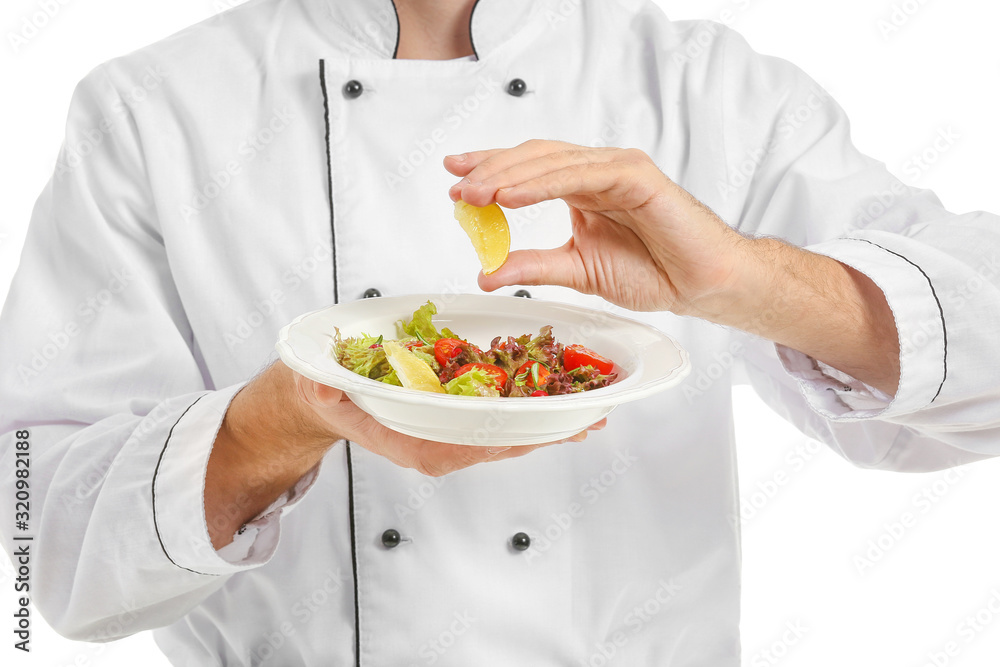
[314, 0, 549, 60]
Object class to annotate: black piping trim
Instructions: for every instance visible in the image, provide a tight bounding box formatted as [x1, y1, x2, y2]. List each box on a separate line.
[847, 237, 948, 402]
[389, 0, 401, 59]
[151, 394, 218, 576]
[319, 60, 340, 304]
[468, 0, 483, 60]
[346, 442, 362, 667]
[321, 58, 359, 666]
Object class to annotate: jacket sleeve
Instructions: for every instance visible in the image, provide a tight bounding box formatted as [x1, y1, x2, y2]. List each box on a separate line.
[712, 28, 1000, 471]
[0, 65, 321, 641]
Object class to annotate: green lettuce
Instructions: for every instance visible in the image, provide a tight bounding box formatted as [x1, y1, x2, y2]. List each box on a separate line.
[411, 348, 441, 373]
[333, 330, 391, 379]
[396, 301, 458, 346]
[380, 369, 402, 386]
[444, 368, 501, 397]
[397, 301, 442, 344]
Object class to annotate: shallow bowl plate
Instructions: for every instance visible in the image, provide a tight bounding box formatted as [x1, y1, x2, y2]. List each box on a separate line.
[276, 294, 690, 446]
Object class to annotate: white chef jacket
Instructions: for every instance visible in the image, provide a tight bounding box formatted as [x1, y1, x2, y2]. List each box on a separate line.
[2, 0, 999, 664]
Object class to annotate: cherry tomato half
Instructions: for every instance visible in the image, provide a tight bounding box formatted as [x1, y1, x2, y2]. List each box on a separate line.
[454, 363, 508, 390]
[530, 390, 548, 397]
[515, 361, 551, 388]
[434, 338, 466, 366]
[562, 344, 615, 375]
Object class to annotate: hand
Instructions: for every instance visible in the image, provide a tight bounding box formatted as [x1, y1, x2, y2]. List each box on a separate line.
[291, 366, 605, 477]
[445, 140, 900, 395]
[209, 362, 605, 548]
[445, 140, 747, 317]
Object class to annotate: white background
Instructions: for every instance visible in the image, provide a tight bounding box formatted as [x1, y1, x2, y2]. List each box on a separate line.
[2, 0, 1000, 665]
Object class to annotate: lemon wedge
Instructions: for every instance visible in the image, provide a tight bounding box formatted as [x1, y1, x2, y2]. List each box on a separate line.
[383, 341, 446, 394]
[454, 200, 511, 275]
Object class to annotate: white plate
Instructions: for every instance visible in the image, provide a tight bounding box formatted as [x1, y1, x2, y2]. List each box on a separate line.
[275, 294, 690, 446]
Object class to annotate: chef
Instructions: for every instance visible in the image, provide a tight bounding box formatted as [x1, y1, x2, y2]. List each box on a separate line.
[2, 0, 999, 665]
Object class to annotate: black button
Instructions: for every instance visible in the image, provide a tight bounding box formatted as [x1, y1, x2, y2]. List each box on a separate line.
[511, 532, 531, 551]
[506, 78, 527, 97]
[513, 289, 532, 298]
[343, 80, 364, 99]
[363, 288, 382, 299]
[381, 529, 401, 548]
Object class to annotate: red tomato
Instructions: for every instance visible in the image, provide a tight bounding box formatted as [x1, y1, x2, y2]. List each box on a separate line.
[434, 338, 466, 366]
[455, 363, 508, 389]
[562, 344, 615, 375]
[530, 390, 548, 397]
[515, 361, 551, 388]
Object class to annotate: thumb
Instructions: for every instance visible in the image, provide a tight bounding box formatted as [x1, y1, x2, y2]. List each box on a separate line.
[293, 371, 344, 409]
[478, 245, 582, 293]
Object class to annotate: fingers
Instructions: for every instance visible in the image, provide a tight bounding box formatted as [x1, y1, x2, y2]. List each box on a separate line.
[588, 418, 608, 431]
[498, 160, 661, 211]
[411, 442, 510, 477]
[404, 441, 540, 477]
[350, 389, 613, 477]
[291, 370, 610, 478]
[449, 145, 621, 206]
[431, 419, 607, 469]
[360, 429, 591, 478]
[446, 144, 657, 211]
[483, 444, 546, 463]
[443, 149, 505, 177]
[444, 140, 575, 179]
[478, 246, 584, 293]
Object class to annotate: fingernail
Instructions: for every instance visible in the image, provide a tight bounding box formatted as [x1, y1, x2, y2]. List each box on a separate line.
[447, 153, 467, 162]
[486, 447, 511, 457]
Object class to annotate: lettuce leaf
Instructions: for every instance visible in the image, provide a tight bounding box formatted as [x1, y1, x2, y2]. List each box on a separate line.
[380, 369, 402, 386]
[397, 301, 446, 345]
[546, 366, 617, 395]
[444, 368, 501, 397]
[525, 325, 560, 367]
[411, 348, 441, 373]
[332, 330, 392, 379]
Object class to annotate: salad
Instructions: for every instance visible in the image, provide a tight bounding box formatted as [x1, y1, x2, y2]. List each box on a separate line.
[331, 301, 618, 397]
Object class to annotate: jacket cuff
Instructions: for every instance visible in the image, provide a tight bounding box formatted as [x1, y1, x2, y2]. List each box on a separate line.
[151, 383, 322, 575]
[776, 235, 947, 421]
[215, 462, 323, 565]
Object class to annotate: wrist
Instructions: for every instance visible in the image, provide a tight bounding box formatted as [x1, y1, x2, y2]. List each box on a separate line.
[269, 362, 344, 448]
[206, 364, 338, 548]
[673, 233, 769, 326]
[705, 236, 823, 335]
[221, 365, 339, 470]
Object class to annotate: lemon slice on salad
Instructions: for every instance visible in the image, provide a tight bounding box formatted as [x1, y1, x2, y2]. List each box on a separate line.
[383, 341, 446, 394]
[454, 200, 510, 275]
